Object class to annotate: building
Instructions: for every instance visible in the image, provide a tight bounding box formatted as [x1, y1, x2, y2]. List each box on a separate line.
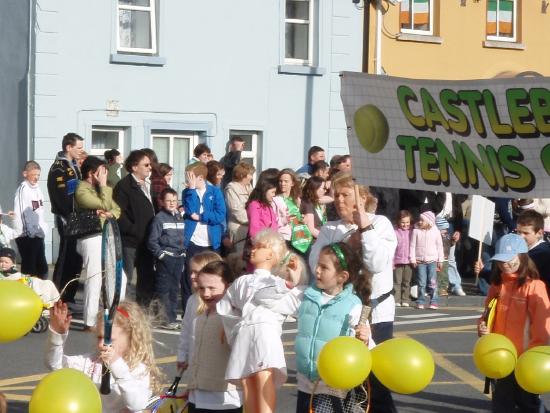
[364, 0, 549, 79]
[4, 0, 364, 261]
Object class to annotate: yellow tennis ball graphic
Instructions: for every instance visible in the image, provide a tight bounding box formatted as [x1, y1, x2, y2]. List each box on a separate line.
[354, 104, 389, 153]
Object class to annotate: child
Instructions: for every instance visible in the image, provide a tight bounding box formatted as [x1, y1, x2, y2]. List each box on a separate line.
[217, 229, 303, 413]
[410, 211, 443, 310]
[46, 300, 165, 412]
[394, 210, 413, 307]
[477, 233, 550, 413]
[184, 260, 243, 412]
[0, 206, 17, 250]
[177, 251, 223, 370]
[0, 247, 58, 307]
[147, 187, 186, 330]
[13, 161, 49, 279]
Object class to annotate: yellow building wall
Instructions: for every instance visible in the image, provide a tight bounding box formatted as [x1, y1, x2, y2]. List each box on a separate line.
[366, 0, 550, 80]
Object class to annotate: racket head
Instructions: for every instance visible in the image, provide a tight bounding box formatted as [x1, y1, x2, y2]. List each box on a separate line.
[101, 217, 123, 343]
[309, 380, 368, 413]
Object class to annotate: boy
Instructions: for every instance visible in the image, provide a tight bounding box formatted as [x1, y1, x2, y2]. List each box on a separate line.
[516, 209, 550, 292]
[147, 188, 185, 329]
[0, 207, 17, 249]
[13, 161, 49, 279]
[182, 162, 226, 312]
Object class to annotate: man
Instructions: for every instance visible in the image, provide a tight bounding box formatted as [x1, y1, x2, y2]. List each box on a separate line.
[219, 136, 244, 189]
[113, 150, 156, 306]
[47, 133, 84, 303]
[296, 146, 325, 177]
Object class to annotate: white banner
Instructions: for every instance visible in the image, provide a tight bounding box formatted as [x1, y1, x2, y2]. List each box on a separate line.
[340, 72, 550, 197]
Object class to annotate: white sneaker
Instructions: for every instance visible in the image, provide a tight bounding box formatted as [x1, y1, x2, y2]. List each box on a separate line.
[401, 302, 410, 307]
[395, 302, 401, 307]
[454, 289, 466, 296]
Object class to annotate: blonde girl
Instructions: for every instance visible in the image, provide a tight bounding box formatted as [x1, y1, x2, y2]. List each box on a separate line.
[185, 260, 243, 412]
[177, 251, 223, 370]
[217, 229, 304, 413]
[47, 300, 164, 412]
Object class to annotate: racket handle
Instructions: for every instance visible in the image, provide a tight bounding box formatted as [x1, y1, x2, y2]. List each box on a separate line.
[100, 364, 111, 394]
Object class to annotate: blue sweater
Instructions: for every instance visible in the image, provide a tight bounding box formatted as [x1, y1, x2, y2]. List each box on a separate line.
[182, 184, 226, 250]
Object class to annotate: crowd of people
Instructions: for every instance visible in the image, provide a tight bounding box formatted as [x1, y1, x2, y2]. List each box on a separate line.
[1, 132, 550, 412]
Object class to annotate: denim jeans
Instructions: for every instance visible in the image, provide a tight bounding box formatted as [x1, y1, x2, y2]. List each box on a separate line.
[416, 261, 438, 305]
[447, 244, 463, 292]
[155, 255, 184, 323]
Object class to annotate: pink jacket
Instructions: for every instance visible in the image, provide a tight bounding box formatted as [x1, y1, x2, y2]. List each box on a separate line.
[247, 200, 278, 239]
[394, 228, 412, 265]
[410, 226, 444, 264]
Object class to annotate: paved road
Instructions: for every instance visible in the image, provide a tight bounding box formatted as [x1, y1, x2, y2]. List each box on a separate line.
[1, 298, 548, 412]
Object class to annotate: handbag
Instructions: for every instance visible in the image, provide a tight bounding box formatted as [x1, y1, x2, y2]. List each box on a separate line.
[64, 210, 102, 239]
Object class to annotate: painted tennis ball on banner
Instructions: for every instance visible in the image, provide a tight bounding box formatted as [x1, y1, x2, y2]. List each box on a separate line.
[353, 104, 389, 153]
[541, 144, 550, 176]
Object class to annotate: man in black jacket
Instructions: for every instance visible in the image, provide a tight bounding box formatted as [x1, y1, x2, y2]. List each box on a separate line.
[113, 150, 155, 306]
[219, 136, 244, 189]
[47, 133, 84, 303]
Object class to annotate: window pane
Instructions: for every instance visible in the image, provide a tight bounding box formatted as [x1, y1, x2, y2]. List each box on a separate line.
[413, 0, 430, 31]
[119, 0, 150, 6]
[400, 0, 412, 30]
[286, 0, 310, 20]
[153, 137, 169, 163]
[172, 138, 191, 197]
[92, 131, 119, 150]
[285, 23, 309, 60]
[487, 0, 497, 35]
[498, 0, 514, 37]
[119, 9, 152, 49]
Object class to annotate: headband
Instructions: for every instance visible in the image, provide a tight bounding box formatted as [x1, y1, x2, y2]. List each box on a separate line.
[116, 307, 130, 319]
[329, 244, 348, 271]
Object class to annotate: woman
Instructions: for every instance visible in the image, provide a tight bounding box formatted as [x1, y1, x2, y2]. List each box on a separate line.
[206, 160, 225, 187]
[274, 169, 302, 242]
[159, 163, 173, 187]
[75, 156, 125, 330]
[307, 171, 398, 413]
[224, 162, 255, 254]
[141, 148, 166, 212]
[300, 176, 327, 239]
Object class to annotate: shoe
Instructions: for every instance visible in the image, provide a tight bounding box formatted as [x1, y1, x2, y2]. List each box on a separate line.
[401, 302, 410, 307]
[439, 289, 449, 297]
[416, 304, 425, 309]
[395, 302, 401, 307]
[453, 289, 466, 296]
[162, 322, 180, 330]
[429, 304, 439, 310]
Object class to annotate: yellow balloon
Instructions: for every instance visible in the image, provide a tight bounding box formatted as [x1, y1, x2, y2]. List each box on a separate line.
[371, 337, 435, 394]
[30, 368, 102, 413]
[0, 281, 43, 343]
[473, 333, 517, 379]
[317, 336, 372, 389]
[515, 346, 550, 394]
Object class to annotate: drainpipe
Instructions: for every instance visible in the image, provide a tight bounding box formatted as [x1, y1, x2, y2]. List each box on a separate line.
[374, 0, 382, 75]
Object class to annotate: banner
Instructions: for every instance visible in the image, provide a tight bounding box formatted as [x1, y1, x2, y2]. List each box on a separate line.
[340, 72, 550, 197]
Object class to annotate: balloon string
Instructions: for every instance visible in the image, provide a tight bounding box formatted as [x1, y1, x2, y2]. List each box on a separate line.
[54, 269, 105, 304]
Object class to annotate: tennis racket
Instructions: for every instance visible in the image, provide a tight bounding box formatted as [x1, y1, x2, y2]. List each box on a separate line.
[100, 217, 124, 395]
[308, 305, 372, 413]
[146, 370, 188, 413]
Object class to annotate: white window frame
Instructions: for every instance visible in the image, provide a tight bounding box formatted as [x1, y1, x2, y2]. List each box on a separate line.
[486, 0, 517, 43]
[151, 132, 199, 166]
[400, 0, 434, 36]
[229, 130, 261, 182]
[284, 0, 314, 66]
[90, 127, 125, 158]
[117, 0, 157, 54]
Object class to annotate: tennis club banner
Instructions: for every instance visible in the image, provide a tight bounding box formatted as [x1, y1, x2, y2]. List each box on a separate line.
[340, 72, 550, 197]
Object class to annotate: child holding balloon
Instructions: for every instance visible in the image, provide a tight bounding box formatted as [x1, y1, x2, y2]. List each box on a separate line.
[477, 233, 550, 413]
[46, 300, 165, 412]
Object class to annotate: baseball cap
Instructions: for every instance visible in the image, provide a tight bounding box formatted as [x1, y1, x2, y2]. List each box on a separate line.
[0, 247, 16, 263]
[490, 233, 528, 262]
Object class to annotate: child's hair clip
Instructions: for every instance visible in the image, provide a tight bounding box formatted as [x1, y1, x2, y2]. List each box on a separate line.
[280, 251, 292, 266]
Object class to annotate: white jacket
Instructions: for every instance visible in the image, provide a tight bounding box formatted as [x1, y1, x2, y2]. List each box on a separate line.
[13, 180, 48, 238]
[45, 329, 152, 412]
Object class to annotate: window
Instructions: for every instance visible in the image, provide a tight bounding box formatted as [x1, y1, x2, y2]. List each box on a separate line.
[487, 0, 517, 42]
[229, 130, 262, 182]
[152, 132, 198, 197]
[90, 127, 125, 158]
[285, 0, 314, 65]
[400, 0, 433, 35]
[117, 0, 157, 54]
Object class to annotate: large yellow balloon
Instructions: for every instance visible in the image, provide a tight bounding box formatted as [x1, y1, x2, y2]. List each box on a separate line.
[473, 333, 517, 379]
[317, 336, 372, 389]
[371, 337, 435, 394]
[515, 346, 550, 394]
[0, 281, 43, 343]
[30, 368, 102, 413]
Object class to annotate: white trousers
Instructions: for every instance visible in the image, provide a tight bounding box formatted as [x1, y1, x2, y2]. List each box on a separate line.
[77, 234, 126, 326]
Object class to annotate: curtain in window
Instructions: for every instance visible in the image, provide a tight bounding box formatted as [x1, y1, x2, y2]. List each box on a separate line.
[119, 4, 152, 50]
[400, 0, 430, 31]
[487, 0, 514, 37]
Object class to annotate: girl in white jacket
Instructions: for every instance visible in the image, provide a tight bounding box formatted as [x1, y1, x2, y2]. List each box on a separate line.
[46, 300, 164, 413]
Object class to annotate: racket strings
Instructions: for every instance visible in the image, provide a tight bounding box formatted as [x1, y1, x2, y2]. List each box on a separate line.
[309, 381, 369, 413]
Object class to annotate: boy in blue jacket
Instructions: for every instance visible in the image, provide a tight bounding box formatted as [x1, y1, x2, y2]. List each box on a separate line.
[181, 162, 226, 312]
[147, 187, 185, 329]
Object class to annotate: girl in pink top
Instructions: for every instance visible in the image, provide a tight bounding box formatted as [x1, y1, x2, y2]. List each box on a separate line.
[246, 179, 278, 240]
[394, 210, 413, 307]
[410, 211, 444, 310]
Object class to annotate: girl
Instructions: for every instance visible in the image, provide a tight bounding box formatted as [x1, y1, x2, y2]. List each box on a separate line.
[246, 179, 278, 240]
[185, 260, 243, 412]
[206, 160, 226, 188]
[300, 176, 327, 239]
[477, 233, 550, 413]
[217, 229, 304, 413]
[177, 251, 223, 370]
[274, 169, 302, 242]
[46, 300, 164, 412]
[394, 210, 413, 307]
[409, 211, 443, 310]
